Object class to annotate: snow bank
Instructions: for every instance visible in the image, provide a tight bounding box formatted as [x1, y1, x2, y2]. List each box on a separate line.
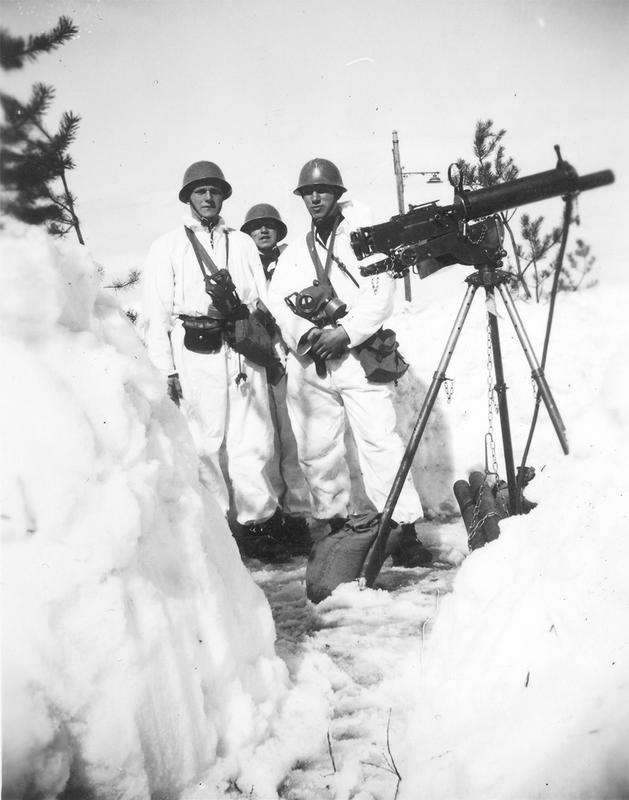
[394, 277, 629, 799]
[3, 220, 626, 800]
[0, 223, 318, 799]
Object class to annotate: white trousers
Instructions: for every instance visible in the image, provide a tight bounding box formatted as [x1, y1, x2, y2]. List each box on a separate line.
[171, 322, 278, 524]
[267, 376, 312, 517]
[285, 350, 423, 523]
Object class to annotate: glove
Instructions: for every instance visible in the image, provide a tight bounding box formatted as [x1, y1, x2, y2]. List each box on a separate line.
[167, 373, 183, 406]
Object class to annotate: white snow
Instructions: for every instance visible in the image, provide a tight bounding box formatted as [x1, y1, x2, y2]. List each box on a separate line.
[0, 222, 322, 799]
[395, 270, 629, 799]
[2, 222, 628, 799]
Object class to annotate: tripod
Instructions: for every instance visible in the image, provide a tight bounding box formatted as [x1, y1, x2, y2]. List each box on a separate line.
[360, 251, 569, 587]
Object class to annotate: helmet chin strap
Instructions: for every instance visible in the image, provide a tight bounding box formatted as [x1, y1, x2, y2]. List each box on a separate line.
[189, 202, 219, 227]
[314, 208, 342, 245]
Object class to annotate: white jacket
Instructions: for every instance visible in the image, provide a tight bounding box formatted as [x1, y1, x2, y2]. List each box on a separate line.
[267, 201, 395, 353]
[142, 215, 268, 374]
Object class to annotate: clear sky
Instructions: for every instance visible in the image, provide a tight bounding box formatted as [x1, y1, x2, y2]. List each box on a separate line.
[2, 0, 627, 283]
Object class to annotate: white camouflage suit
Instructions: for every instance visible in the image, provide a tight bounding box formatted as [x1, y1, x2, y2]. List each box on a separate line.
[262, 250, 312, 518]
[142, 215, 278, 524]
[267, 201, 423, 524]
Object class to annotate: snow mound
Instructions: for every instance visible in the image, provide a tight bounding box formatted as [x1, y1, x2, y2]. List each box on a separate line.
[0, 223, 313, 799]
[395, 278, 629, 799]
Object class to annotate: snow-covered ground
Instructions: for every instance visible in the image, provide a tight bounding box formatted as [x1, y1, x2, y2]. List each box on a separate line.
[2, 222, 628, 799]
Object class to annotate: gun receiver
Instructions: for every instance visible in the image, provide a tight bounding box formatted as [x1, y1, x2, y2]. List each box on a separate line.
[351, 152, 614, 278]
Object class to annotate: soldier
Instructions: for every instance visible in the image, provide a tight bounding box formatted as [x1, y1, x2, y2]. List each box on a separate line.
[267, 158, 432, 574]
[241, 204, 311, 555]
[142, 161, 290, 561]
[241, 203, 287, 283]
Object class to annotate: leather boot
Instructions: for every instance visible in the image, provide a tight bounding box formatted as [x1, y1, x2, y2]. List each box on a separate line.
[232, 509, 292, 563]
[390, 523, 433, 567]
[274, 514, 312, 556]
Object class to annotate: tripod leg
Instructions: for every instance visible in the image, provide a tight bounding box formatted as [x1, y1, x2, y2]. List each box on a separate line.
[497, 283, 569, 455]
[486, 288, 521, 514]
[360, 283, 478, 587]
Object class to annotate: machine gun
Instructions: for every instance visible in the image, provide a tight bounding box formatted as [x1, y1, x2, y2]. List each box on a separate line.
[351, 148, 614, 589]
[350, 149, 614, 278]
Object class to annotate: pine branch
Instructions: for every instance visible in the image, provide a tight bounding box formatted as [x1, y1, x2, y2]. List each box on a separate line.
[28, 16, 78, 55]
[0, 30, 26, 70]
[1, 198, 63, 225]
[1, 147, 60, 190]
[28, 83, 55, 119]
[0, 16, 78, 70]
[0, 85, 55, 134]
[501, 215, 531, 299]
[53, 111, 81, 151]
[474, 119, 494, 160]
[0, 92, 27, 128]
[19, 87, 58, 141]
[58, 169, 84, 244]
[0, 121, 30, 145]
[455, 158, 477, 190]
[103, 270, 141, 291]
[48, 220, 75, 237]
[470, 120, 601, 301]
[0, 17, 84, 244]
[43, 185, 72, 214]
[59, 153, 76, 171]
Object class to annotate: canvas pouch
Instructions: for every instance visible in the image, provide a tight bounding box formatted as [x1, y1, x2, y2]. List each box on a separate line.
[226, 308, 284, 376]
[179, 314, 224, 354]
[354, 327, 409, 383]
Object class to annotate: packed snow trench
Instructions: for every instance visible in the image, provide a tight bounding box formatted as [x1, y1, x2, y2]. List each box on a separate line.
[2, 224, 628, 800]
[243, 529, 461, 800]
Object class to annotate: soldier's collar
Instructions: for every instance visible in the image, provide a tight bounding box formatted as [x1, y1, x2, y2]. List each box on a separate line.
[183, 214, 226, 232]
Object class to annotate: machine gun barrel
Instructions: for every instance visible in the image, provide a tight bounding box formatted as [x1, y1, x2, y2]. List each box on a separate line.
[455, 166, 615, 220]
[350, 155, 614, 266]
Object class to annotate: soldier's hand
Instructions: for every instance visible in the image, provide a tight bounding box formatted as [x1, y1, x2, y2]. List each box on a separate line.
[310, 326, 350, 360]
[167, 373, 183, 406]
[297, 327, 321, 353]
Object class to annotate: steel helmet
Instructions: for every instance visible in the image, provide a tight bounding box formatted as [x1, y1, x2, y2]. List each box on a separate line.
[293, 158, 346, 196]
[240, 203, 287, 241]
[178, 161, 232, 203]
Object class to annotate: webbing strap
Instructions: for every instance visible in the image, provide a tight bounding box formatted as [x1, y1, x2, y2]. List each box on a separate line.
[307, 217, 360, 289]
[306, 216, 340, 285]
[184, 225, 229, 278]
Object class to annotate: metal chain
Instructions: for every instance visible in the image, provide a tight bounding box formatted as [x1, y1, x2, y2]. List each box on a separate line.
[467, 309, 503, 548]
[468, 486, 486, 544]
[467, 467, 501, 547]
[464, 222, 487, 246]
[494, 480, 510, 519]
[468, 505, 500, 548]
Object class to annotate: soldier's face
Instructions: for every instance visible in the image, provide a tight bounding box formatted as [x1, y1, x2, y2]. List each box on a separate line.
[301, 185, 339, 222]
[189, 183, 224, 222]
[248, 221, 279, 252]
